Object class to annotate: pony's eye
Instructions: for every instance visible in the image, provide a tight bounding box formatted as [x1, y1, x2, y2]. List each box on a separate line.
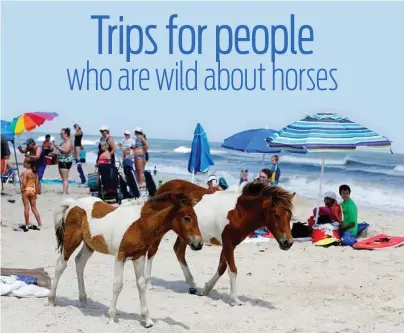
[273, 213, 281, 219]
[184, 216, 191, 223]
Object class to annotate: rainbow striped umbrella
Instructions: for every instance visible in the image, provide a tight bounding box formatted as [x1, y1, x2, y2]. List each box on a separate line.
[7, 112, 58, 135]
[266, 113, 392, 225]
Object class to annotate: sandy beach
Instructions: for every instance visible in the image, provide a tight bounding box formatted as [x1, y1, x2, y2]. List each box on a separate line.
[1, 163, 404, 333]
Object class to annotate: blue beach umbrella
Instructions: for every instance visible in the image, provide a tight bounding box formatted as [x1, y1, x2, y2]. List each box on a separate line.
[1, 120, 22, 189]
[222, 128, 281, 154]
[266, 112, 392, 223]
[1, 120, 15, 142]
[188, 123, 214, 182]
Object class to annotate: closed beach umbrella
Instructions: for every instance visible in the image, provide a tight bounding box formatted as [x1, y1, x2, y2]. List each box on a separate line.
[266, 112, 392, 223]
[8, 112, 58, 135]
[188, 123, 214, 182]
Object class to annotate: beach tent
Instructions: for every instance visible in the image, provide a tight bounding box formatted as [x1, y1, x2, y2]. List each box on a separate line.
[188, 123, 214, 183]
[266, 112, 392, 224]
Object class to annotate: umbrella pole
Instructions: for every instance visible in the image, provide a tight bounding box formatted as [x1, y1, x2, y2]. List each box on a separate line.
[191, 170, 195, 184]
[12, 142, 22, 190]
[262, 153, 265, 165]
[314, 158, 325, 225]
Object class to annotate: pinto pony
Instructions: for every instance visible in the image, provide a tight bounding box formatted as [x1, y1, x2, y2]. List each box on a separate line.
[48, 193, 202, 328]
[145, 180, 295, 306]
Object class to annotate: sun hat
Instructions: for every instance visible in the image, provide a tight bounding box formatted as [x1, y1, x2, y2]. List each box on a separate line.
[134, 127, 143, 134]
[324, 191, 337, 200]
[208, 175, 218, 184]
[100, 125, 109, 131]
[124, 130, 130, 135]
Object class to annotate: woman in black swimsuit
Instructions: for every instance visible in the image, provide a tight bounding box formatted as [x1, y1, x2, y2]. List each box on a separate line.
[73, 124, 86, 185]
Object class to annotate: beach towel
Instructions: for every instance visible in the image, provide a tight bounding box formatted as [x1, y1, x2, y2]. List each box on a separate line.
[1, 268, 51, 289]
[1, 275, 49, 297]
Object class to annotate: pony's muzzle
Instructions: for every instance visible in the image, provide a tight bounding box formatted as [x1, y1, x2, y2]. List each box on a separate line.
[188, 236, 203, 251]
[279, 238, 294, 250]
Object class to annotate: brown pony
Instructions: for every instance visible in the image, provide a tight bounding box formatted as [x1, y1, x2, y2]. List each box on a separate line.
[48, 193, 202, 328]
[145, 180, 295, 306]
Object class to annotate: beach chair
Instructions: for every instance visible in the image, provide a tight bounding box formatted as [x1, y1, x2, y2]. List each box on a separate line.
[94, 160, 121, 204]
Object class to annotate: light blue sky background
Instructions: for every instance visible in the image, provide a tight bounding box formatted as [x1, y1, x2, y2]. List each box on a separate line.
[1, 1, 403, 151]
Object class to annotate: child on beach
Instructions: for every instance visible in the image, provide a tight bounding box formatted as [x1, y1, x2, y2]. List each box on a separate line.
[270, 155, 281, 185]
[97, 142, 111, 165]
[122, 148, 134, 170]
[240, 169, 248, 184]
[20, 158, 42, 231]
[339, 184, 358, 246]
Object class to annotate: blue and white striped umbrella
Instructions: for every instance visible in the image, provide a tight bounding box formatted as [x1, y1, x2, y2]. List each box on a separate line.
[266, 113, 392, 226]
[266, 113, 392, 153]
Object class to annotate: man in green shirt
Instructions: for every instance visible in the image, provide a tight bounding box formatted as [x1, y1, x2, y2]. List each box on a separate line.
[339, 184, 358, 246]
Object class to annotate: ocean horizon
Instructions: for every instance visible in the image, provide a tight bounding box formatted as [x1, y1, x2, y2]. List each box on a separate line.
[8, 131, 403, 215]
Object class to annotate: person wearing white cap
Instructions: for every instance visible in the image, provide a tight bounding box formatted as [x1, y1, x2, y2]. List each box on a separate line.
[323, 191, 342, 223]
[133, 127, 149, 187]
[98, 125, 116, 164]
[119, 130, 136, 151]
[207, 175, 223, 191]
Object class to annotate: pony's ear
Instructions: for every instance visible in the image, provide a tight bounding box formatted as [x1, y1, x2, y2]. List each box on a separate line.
[262, 197, 273, 210]
[292, 192, 296, 198]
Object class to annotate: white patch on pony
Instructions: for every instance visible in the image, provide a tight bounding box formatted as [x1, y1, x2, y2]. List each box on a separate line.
[88, 204, 143, 254]
[194, 190, 240, 245]
[64, 196, 144, 255]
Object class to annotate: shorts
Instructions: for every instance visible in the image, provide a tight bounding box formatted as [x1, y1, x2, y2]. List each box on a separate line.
[58, 161, 73, 170]
[37, 164, 46, 181]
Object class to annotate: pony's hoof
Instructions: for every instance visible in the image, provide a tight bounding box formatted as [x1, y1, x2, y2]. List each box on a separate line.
[47, 296, 55, 307]
[189, 287, 198, 295]
[143, 319, 154, 328]
[79, 296, 88, 307]
[107, 318, 115, 324]
[46, 301, 55, 307]
[229, 298, 244, 306]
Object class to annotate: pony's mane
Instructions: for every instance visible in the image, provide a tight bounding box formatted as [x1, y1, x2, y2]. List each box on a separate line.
[242, 181, 294, 212]
[142, 192, 193, 217]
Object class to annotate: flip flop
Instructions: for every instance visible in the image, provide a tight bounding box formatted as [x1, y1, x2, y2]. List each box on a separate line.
[8, 199, 15, 203]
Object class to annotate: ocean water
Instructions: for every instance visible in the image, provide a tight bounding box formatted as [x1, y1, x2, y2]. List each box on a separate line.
[20, 133, 404, 214]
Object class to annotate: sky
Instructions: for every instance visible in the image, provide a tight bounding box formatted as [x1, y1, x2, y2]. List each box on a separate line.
[1, 1, 404, 152]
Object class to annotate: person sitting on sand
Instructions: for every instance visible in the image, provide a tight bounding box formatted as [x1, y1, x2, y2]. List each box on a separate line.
[324, 191, 342, 223]
[20, 158, 42, 231]
[339, 184, 358, 246]
[207, 175, 223, 191]
[97, 142, 112, 165]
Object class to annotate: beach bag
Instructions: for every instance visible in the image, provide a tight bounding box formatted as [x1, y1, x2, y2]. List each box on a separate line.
[87, 172, 98, 192]
[312, 223, 341, 246]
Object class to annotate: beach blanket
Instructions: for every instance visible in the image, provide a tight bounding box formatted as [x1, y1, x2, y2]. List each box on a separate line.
[1, 268, 51, 289]
[1, 275, 49, 297]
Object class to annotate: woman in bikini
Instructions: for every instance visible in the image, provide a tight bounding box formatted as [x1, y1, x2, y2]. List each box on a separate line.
[73, 124, 86, 185]
[20, 158, 42, 231]
[133, 127, 149, 187]
[53, 128, 74, 195]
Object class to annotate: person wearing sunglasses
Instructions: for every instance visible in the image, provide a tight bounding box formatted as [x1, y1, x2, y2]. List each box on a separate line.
[257, 168, 272, 184]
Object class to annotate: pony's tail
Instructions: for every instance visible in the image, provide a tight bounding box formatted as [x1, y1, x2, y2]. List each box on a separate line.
[54, 198, 76, 253]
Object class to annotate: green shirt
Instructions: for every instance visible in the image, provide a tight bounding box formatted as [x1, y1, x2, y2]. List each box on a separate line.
[341, 198, 358, 236]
